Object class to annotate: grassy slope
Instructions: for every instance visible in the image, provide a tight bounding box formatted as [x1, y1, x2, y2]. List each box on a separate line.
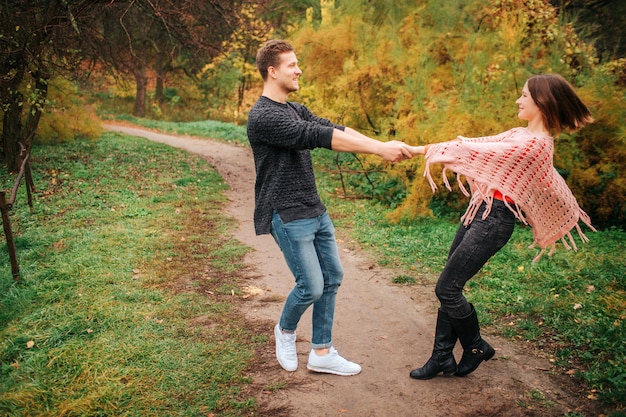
[0, 133, 261, 416]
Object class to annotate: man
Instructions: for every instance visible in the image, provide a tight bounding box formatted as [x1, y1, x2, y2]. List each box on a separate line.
[247, 39, 411, 376]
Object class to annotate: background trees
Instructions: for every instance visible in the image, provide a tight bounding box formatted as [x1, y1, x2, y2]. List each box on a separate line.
[96, 0, 247, 118]
[0, 0, 107, 172]
[550, 0, 626, 61]
[285, 0, 625, 229]
[0, 0, 275, 171]
[1, 0, 624, 228]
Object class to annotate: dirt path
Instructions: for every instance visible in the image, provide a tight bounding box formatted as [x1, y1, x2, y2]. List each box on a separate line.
[104, 124, 597, 417]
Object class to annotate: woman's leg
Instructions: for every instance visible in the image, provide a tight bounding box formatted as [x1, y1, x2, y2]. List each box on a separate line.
[435, 201, 516, 318]
[409, 307, 458, 379]
[435, 201, 516, 376]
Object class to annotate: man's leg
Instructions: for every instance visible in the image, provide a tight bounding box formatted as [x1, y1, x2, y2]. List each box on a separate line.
[270, 212, 325, 371]
[310, 212, 343, 349]
[305, 212, 361, 376]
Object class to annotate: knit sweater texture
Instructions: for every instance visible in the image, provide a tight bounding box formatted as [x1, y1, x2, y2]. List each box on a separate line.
[247, 96, 342, 235]
[424, 127, 595, 261]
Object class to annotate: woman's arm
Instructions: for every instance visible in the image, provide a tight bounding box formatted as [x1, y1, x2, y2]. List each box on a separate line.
[406, 145, 427, 156]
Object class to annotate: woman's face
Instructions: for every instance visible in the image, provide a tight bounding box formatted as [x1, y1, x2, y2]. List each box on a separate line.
[516, 81, 541, 123]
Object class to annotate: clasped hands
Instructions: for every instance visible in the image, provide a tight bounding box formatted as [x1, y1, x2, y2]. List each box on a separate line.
[380, 140, 426, 163]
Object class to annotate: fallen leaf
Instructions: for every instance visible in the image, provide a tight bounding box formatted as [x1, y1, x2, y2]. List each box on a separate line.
[242, 286, 264, 297]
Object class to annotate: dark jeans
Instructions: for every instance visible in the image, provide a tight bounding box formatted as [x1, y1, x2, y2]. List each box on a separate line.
[435, 200, 516, 319]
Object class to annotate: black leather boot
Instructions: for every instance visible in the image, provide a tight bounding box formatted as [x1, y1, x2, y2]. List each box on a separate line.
[450, 304, 495, 377]
[410, 309, 458, 380]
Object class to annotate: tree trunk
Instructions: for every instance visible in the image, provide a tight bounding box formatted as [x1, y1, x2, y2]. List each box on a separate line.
[22, 74, 49, 152]
[1, 89, 25, 173]
[133, 66, 147, 118]
[155, 51, 165, 106]
[237, 74, 247, 112]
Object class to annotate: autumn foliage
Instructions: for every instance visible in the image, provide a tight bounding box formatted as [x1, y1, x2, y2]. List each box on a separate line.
[277, 0, 625, 229]
[6, 0, 622, 229]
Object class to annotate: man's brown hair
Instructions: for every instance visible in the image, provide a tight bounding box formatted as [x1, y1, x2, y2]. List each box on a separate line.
[256, 40, 295, 81]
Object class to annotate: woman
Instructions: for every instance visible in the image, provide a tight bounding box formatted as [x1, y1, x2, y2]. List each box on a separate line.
[407, 74, 595, 379]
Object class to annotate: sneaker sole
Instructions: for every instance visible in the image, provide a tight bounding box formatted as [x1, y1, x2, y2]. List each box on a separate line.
[306, 364, 361, 376]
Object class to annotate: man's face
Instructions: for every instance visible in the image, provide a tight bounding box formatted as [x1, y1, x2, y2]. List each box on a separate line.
[272, 51, 302, 93]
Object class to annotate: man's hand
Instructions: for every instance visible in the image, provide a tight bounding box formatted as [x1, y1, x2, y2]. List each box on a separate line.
[378, 140, 415, 162]
[331, 129, 424, 162]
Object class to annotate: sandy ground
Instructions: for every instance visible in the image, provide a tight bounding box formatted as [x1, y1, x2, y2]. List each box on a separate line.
[104, 124, 602, 417]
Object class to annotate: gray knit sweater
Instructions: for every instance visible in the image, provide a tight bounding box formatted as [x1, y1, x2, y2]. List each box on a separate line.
[247, 96, 344, 235]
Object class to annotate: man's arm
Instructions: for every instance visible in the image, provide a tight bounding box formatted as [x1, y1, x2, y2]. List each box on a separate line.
[330, 127, 411, 162]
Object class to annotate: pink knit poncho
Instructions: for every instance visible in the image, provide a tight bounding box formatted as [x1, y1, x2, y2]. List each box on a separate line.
[424, 127, 595, 261]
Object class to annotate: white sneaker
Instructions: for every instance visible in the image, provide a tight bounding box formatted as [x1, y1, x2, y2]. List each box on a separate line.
[274, 324, 298, 371]
[307, 346, 362, 376]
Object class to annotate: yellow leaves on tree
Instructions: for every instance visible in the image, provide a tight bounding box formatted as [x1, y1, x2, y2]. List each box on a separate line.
[286, 0, 625, 228]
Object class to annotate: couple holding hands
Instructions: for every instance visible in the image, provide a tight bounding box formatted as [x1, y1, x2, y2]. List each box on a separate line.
[246, 40, 594, 378]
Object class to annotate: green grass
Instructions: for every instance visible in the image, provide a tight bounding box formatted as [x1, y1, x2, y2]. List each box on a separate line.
[110, 114, 249, 146]
[0, 133, 258, 416]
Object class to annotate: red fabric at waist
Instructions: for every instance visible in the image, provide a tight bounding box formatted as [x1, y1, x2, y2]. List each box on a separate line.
[494, 190, 515, 204]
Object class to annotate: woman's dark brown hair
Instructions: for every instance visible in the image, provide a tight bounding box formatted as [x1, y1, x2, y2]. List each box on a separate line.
[527, 74, 594, 135]
[256, 40, 295, 81]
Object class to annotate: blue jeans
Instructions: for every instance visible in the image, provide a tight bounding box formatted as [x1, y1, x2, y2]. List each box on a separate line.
[435, 200, 516, 319]
[270, 211, 344, 349]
